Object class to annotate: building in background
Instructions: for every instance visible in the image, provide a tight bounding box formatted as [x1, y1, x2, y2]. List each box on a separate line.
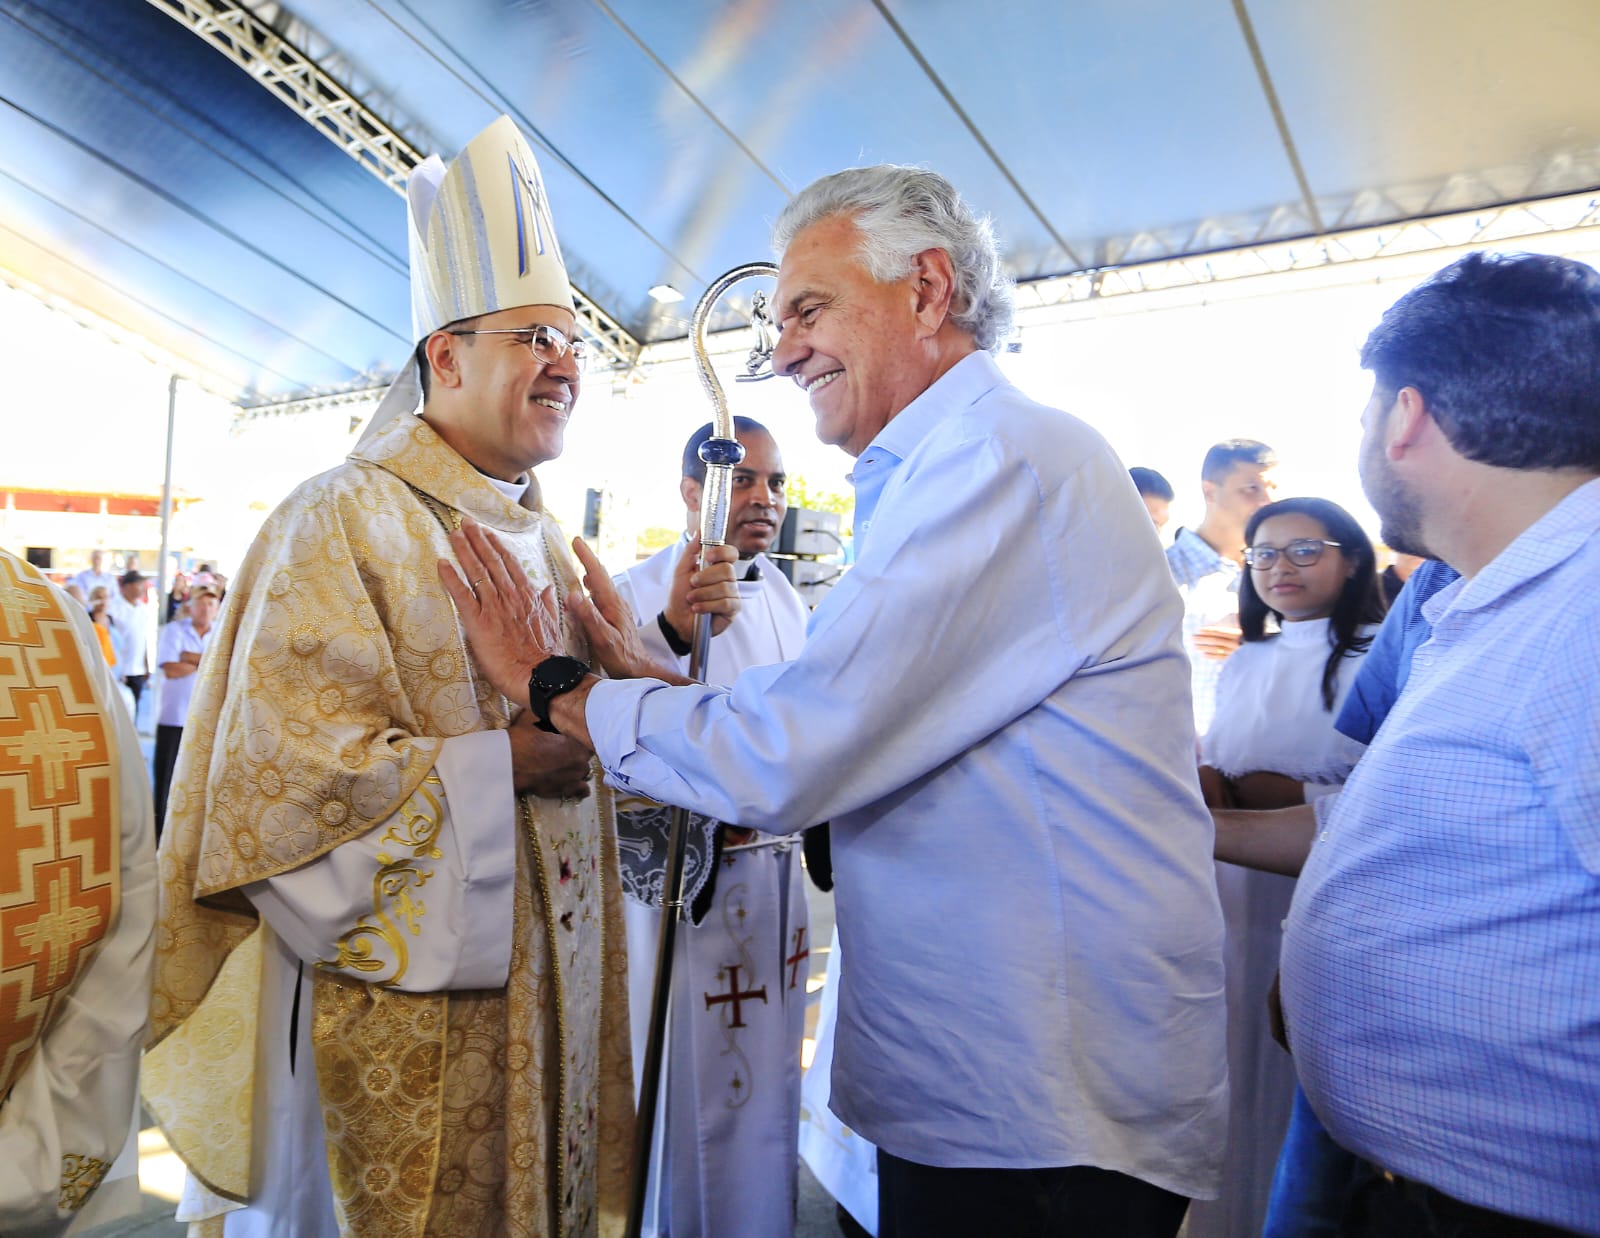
[0, 485, 206, 583]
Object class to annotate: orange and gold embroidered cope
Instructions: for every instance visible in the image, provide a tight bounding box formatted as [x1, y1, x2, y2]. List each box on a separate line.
[0, 552, 119, 1101]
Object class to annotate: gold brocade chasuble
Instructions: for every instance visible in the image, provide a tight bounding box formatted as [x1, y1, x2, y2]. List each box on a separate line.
[0, 552, 119, 1101]
[144, 415, 634, 1238]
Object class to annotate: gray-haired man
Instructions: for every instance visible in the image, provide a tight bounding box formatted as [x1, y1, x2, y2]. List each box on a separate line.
[444, 165, 1229, 1238]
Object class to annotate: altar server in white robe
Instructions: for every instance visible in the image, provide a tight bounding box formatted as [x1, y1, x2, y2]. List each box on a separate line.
[0, 549, 157, 1236]
[612, 417, 812, 1238]
[1190, 497, 1384, 1238]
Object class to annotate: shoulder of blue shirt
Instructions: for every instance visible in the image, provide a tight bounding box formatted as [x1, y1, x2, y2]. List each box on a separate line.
[1334, 559, 1462, 743]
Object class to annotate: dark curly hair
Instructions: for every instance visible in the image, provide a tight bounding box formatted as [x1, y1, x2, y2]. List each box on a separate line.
[1360, 251, 1600, 470]
[1239, 498, 1388, 711]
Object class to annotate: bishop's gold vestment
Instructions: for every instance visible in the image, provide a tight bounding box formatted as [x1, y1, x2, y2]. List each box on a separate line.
[145, 415, 633, 1238]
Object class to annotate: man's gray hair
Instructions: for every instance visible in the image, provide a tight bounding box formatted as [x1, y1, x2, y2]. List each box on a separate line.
[772, 165, 1015, 351]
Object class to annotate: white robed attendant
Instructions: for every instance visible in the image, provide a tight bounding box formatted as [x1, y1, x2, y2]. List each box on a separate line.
[1190, 498, 1383, 1238]
[612, 421, 811, 1238]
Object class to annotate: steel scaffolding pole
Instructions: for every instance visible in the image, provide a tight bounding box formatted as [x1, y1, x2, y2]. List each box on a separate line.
[156, 374, 178, 605]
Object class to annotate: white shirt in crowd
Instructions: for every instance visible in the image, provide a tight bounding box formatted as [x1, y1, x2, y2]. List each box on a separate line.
[107, 593, 156, 678]
[155, 617, 213, 727]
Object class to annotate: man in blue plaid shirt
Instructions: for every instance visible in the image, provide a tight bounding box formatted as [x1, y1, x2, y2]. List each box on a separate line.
[1222, 252, 1600, 1237]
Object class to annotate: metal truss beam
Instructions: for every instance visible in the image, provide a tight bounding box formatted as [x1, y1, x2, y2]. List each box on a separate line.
[147, 0, 643, 371]
[229, 383, 390, 433]
[150, 0, 413, 190]
[0, 266, 235, 402]
[1012, 189, 1600, 321]
[1088, 148, 1600, 271]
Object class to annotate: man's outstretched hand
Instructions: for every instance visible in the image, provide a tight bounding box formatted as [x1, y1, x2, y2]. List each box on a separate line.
[568, 535, 739, 681]
[438, 516, 561, 708]
[438, 518, 735, 705]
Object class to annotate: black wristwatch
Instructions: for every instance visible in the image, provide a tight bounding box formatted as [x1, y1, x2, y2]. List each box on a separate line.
[527, 655, 590, 732]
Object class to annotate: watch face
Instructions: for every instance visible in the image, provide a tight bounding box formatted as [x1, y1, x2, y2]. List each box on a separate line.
[529, 656, 589, 731]
[534, 655, 589, 693]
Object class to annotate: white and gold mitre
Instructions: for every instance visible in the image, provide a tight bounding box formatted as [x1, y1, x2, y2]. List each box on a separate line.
[407, 114, 574, 339]
[357, 115, 574, 449]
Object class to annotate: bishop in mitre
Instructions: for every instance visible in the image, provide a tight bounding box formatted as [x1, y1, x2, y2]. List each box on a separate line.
[144, 115, 685, 1237]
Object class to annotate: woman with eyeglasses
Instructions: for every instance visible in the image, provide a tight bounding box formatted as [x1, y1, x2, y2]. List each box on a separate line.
[1188, 497, 1387, 1238]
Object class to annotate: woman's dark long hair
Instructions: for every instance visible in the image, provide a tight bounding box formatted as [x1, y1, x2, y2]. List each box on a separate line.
[1239, 497, 1388, 711]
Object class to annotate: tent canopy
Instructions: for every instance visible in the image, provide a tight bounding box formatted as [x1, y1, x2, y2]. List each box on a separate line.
[2, 0, 1597, 406]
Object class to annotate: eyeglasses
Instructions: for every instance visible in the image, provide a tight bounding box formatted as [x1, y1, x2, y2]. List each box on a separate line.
[1244, 539, 1343, 569]
[447, 324, 589, 370]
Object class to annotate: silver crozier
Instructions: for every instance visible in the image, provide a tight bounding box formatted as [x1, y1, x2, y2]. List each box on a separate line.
[624, 262, 779, 1238]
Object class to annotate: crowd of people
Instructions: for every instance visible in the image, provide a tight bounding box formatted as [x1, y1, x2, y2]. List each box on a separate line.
[54, 556, 230, 833]
[1, 110, 1595, 1238]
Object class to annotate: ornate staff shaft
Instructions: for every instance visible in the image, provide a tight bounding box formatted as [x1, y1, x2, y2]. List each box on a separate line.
[625, 262, 779, 1238]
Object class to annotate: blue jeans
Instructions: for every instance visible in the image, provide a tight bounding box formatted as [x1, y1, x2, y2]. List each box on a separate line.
[1263, 1084, 1362, 1237]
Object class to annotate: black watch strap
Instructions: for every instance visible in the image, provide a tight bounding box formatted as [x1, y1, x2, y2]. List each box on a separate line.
[656, 610, 693, 658]
[528, 655, 590, 732]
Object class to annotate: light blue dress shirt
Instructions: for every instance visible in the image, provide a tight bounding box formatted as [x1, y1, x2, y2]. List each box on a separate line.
[588, 351, 1228, 1195]
[1283, 478, 1600, 1236]
[1166, 527, 1240, 735]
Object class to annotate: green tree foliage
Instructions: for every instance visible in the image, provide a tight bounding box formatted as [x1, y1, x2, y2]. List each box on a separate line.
[635, 526, 681, 556]
[786, 474, 855, 535]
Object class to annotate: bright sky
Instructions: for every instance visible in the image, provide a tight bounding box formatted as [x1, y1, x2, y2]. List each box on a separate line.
[8, 231, 1600, 576]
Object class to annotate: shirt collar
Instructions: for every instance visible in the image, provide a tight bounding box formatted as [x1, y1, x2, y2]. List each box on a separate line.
[1423, 477, 1600, 624]
[486, 473, 531, 503]
[843, 351, 1003, 552]
[1174, 526, 1232, 574]
[869, 349, 1004, 463]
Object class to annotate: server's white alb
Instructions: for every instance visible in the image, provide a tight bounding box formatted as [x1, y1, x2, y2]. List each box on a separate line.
[614, 543, 810, 1238]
